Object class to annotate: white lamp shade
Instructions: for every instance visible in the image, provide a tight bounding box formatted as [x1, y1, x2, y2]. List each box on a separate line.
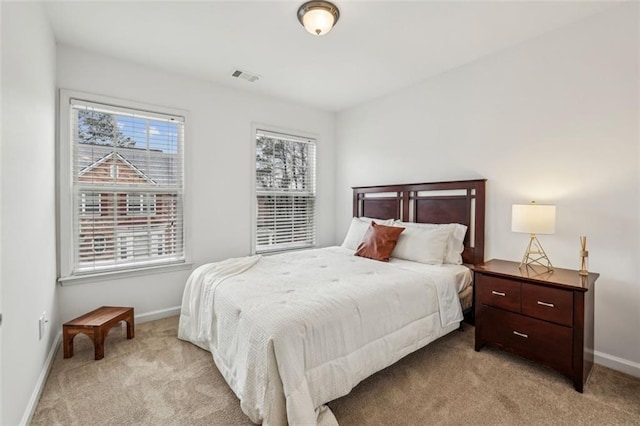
[302, 9, 336, 35]
[512, 204, 556, 235]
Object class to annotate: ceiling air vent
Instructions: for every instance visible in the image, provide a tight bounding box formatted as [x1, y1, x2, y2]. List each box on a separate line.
[232, 69, 260, 83]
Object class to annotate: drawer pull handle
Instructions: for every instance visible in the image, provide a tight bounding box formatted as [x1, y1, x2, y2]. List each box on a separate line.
[513, 331, 528, 338]
[537, 301, 555, 308]
[491, 291, 506, 297]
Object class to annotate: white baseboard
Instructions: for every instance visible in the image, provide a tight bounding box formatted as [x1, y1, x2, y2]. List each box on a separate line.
[595, 350, 640, 379]
[21, 331, 62, 426]
[135, 306, 181, 324]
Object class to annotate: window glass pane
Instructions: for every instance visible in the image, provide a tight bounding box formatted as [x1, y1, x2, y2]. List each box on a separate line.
[74, 106, 182, 187]
[74, 191, 182, 271]
[256, 135, 315, 193]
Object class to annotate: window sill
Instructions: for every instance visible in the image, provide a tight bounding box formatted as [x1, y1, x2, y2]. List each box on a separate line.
[58, 261, 193, 286]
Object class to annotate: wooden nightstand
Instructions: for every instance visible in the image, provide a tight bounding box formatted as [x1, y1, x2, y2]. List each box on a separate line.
[473, 259, 599, 392]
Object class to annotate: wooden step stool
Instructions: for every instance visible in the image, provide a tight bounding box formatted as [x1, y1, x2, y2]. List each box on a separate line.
[63, 306, 134, 360]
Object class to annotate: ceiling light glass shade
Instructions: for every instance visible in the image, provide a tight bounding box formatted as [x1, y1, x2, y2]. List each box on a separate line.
[512, 203, 556, 235]
[302, 9, 334, 35]
[297, 1, 340, 36]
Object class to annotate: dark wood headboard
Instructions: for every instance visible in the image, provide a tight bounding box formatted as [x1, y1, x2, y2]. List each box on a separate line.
[352, 179, 486, 265]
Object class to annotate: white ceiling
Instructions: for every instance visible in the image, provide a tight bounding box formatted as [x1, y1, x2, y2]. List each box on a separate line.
[44, 1, 615, 112]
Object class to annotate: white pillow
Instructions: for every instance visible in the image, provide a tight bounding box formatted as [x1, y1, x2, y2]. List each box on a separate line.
[391, 225, 450, 264]
[447, 223, 467, 264]
[341, 217, 395, 250]
[393, 221, 467, 264]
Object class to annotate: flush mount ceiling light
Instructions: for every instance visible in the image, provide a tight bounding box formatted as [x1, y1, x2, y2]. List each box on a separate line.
[297, 1, 340, 36]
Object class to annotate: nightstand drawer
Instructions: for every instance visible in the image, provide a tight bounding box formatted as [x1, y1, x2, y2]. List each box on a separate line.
[522, 284, 573, 326]
[480, 306, 572, 372]
[476, 274, 521, 313]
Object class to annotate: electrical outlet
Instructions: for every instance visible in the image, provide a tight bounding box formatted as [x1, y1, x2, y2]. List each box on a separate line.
[39, 312, 46, 340]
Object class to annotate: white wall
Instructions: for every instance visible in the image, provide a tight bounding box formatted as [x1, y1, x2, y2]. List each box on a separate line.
[56, 46, 336, 323]
[0, 3, 3, 422]
[335, 4, 640, 374]
[1, 2, 58, 425]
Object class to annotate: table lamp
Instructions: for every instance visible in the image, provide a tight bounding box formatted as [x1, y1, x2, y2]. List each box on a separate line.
[512, 202, 556, 271]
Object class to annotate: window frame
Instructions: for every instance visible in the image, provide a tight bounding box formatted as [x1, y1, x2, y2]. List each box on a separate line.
[58, 89, 190, 284]
[250, 124, 318, 255]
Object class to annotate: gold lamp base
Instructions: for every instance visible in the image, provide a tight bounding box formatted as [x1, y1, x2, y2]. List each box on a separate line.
[519, 234, 553, 272]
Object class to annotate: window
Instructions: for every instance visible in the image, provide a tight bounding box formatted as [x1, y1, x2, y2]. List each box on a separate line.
[80, 192, 102, 215]
[126, 193, 157, 215]
[254, 129, 316, 253]
[59, 92, 185, 277]
[93, 236, 106, 253]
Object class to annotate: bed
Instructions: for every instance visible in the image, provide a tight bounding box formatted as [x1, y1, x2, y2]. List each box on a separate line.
[178, 179, 486, 425]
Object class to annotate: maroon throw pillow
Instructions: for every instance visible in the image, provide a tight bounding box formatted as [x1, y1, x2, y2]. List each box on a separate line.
[355, 222, 405, 262]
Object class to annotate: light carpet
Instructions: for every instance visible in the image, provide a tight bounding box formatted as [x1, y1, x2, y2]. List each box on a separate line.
[32, 316, 640, 425]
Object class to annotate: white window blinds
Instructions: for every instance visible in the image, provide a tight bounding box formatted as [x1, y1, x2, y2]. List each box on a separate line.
[255, 129, 316, 253]
[69, 98, 185, 274]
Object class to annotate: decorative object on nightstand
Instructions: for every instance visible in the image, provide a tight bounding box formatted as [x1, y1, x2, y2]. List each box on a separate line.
[579, 236, 589, 276]
[473, 260, 599, 392]
[512, 201, 556, 272]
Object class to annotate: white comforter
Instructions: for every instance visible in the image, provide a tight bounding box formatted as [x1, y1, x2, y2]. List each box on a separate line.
[178, 247, 463, 425]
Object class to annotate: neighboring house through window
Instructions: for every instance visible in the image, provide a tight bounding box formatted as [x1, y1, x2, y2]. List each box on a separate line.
[126, 193, 157, 215]
[80, 192, 101, 215]
[254, 129, 316, 253]
[59, 91, 185, 277]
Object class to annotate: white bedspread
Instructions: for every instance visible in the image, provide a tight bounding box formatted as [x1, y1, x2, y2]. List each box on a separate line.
[178, 247, 463, 425]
